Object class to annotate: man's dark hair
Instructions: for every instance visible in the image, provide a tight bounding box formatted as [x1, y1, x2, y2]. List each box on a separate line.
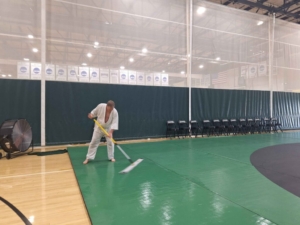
[107, 100, 115, 108]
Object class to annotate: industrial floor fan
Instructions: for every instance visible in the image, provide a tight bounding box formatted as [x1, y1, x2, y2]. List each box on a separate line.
[0, 119, 33, 159]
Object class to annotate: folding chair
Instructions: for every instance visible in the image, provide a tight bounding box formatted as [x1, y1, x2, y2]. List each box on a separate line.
[262, 118, 271, 133]
[202, 120, 215, 137]
[246, 118, 254, 134]
[221, 119, 230, 136]
[166, 121, 177, 138]
[238, 118, 247, 134]
[190, 120, 201, 138]
[213, 119, 225, 136]
[252, 118, 261, 134]
[177, 120, 189, 138]
[274, 118, 283, 132]
[229, 119, 238, 135]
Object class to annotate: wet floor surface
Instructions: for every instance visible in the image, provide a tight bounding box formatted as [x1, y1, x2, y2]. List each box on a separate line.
[68, 132, 300, 225]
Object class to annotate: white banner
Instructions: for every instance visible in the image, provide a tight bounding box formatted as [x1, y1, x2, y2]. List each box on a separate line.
[68, 66, 78, 82]
[136, 72, 145, 85]
[31, 63, 41, 80]
[17, 62, 30, 79]
[248, 65, 257, 78]
[145, 74, 153, 85]
[56, 66, 67, 81]
[161, 74, 169, 86]
[90, 67, 100, 83]
[241, 66, 248, 78]
[128, 71, 136, 84]
[100, 69, 110, 83]
[45, 64, 55, 80]
[153, 73, 161, 86]
[258, 62, 267, 76]
[110, 70, 119, 84]
[119, 70, 128, 84]
[79, 67, 89, 82]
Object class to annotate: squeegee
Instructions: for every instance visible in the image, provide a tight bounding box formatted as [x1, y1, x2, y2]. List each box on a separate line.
[93, 119, 143, 173]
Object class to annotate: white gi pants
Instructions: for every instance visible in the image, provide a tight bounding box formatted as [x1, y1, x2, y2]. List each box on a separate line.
[86, 129, 114, 160]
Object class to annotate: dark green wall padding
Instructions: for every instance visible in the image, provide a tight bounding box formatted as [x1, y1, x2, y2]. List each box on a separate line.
[46, 81, 188, 144]
[2, 78, 300, 145]
[192, 88, 270, 120]
[0, 79, 41, 145]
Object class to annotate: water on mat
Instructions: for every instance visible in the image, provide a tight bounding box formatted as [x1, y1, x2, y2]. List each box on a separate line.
[68, 132, 300, 225]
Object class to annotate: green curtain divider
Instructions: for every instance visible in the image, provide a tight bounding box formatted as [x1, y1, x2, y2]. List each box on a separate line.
[192, 88, 270, 121]
[46, 81, 188, 145]
[273, 92, 300, 129]
[0, 79, 41, 145]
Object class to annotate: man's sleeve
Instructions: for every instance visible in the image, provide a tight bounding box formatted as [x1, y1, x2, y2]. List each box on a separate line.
[90, 105, 99, 117]
[111, 110, 119, 130]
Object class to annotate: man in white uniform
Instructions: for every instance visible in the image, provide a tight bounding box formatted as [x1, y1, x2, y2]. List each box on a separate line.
[83, 100, 119, 164]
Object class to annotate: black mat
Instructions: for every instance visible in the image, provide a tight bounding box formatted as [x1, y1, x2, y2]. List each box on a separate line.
[250, 143, 300, 198]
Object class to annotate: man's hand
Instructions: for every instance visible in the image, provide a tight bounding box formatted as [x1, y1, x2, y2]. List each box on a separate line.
[88, 113, 94, 119]
[107, 130, 114, 138]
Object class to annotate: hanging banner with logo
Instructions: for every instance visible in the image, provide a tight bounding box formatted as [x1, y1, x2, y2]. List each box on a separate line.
[161, 74, 169, 86]
[90, 67, 100, 83]
[17, 62, 30, 79]
[145, 74, 153, 85]
[153, 73, 161, 86]
[128, 71, 136, 85]
[110, 70, 119, 84]
[258, 62, 267, 76]
[241, 66, 248, 78]
[45, 64, 55, 80]
[136, 72, 145, 85]
[68, 66, 78, 82]
[79, 67, 89, 82]
[100, 69, 109, 83]
[119, 70, 128, 84]
[31, 63, 41, 80]
[56, 65, 67, 81]
[248, 65, 257, 78]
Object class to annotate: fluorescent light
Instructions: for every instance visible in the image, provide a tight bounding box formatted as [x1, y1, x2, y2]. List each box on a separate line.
[216, 57, 220, 60]
[162, 70, 165, 73]
[94, 42, 99, 46]
[8, 74, 11, 77]
[142, 48, 148, 53]
[199, 65, 204, 68]
[87, 53, 92, 58]
[197, 7, 206, 15]
[2, 74, 6, 77]
[32, 48, 38, 53]
[105, 22, 110, 25]
[181, 71, 185, 74]
[28, 35, 34, 39]
[24, 58, 29, 61]
[257, 21, 263, 26]
[129, 58, 134, 62]
[120, 66, 125, 69]
[82, 63, 87, 66]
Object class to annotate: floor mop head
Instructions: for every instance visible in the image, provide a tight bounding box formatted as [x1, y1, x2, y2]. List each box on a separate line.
[119, 158, 144, 173]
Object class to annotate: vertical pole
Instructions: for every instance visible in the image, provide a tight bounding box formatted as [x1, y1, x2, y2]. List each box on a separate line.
[269, 13, 275, 118]
[41, 0, 46, 146]
[187, 0, 193, 124]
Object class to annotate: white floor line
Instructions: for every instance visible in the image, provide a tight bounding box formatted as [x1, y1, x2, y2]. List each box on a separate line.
[0, 169, 73, 179]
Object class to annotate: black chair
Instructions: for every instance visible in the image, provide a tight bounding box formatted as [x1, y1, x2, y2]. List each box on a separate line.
[177, 120, 189, 138]
[229, 119, 239, 135]
[262, 118, 271, 133]
[190, 120, 201, 137]
[213, 119, 225, 136]
[246, 118, 254, 134]
[274, 118, 283, 132]
[166, 121, 177, 138]
[238, 118, 247, 134]
[221, 119, 230, 135]
[202, 120, 215, 137]
[252, 118, 261, 134]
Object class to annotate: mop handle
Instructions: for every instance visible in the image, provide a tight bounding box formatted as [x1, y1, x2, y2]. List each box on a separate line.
[93, 119, 117, 145]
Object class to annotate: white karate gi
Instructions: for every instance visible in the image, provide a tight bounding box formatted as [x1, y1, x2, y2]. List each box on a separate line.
[86, 103, 119, 160]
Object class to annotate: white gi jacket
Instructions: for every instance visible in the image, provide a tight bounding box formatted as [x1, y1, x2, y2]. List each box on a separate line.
[91, 103, 119, 131]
